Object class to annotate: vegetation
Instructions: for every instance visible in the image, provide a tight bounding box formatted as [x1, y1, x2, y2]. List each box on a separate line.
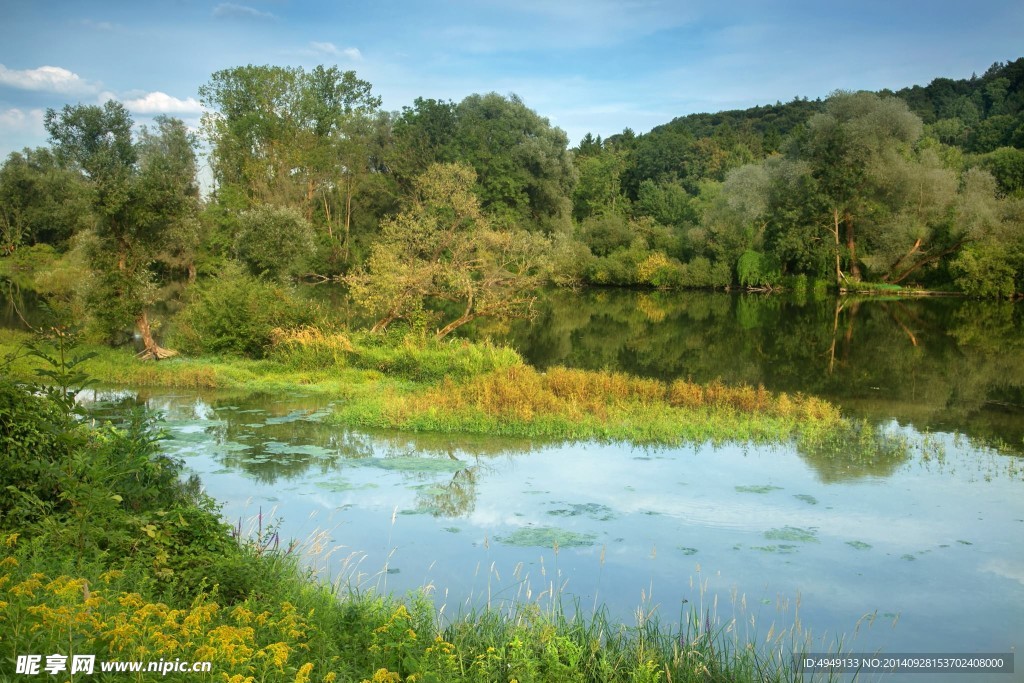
[0, 349, 820, 683]
[4, 58, 1024, 313]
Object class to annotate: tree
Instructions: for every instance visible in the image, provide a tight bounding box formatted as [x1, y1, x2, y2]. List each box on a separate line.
[799, 91, 923, 284]
[572, 148, 628, 221]
[0, 148, 92, 250]
[394, 93, 576, 234]
[346, 163, 550, 339]
[234, 205, 314, 279]
[199, 65, 383, 269]
[45, 102, 199, 359]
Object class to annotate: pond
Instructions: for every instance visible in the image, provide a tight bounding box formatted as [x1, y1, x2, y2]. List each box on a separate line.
[7, 282, 1024, 680]
[128, 387, 1021, 683]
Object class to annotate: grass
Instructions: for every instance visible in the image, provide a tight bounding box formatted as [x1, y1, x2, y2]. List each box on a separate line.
[0, 328, 852, 682]
[1, 531, 825, 683]
[1, 326, 871, 448]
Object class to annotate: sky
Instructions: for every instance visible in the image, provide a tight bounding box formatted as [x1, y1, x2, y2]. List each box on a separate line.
[1, 0, 1023, 163]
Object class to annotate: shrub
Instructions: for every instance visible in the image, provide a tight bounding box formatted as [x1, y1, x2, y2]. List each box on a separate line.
[172, 262, 323, 358]
[234, 205, 315, 280]
[950, 244, 1018, 298]
[736, 250, 782, 288]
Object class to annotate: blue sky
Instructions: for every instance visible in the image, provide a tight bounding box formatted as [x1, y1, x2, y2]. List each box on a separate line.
[1, 0, 1023, 161]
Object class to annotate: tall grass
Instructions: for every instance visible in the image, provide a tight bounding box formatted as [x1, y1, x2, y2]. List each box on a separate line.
[333, 365, 847, 446]
[2, 327, 864, 447]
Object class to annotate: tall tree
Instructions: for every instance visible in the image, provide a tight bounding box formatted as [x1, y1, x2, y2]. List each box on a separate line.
[346, 163, 549, 339]
[45, 102, 199, 359]
[799, 91, 923, 284]
[199, 65, 382, 268]
[0, 148, 92, 250]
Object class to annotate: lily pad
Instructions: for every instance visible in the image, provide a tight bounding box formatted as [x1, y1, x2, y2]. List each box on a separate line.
[677, 546, 698, 556]
[751, 544, 799, 554]
[846, 540, 872, 550]
[793, 494, 819, 505]
[496, 526, 597, 548]
[547, 503, 616, 521]
[736, 485, 783, 494]
[764, 526, 819, 543]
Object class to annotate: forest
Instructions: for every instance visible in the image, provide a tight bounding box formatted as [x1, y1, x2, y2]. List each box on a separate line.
[2, 59, 1023, 357]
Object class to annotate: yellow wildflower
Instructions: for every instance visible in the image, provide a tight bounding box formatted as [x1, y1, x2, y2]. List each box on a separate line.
[0, 556, 17, 568]
[99, 569, 124, 583]
[294, 662, 314, 683]
[222, 675, 255, 683]
[231, 605, 254, 625]
[262, 642, 290, 668]
[4, 532, 18, 547]
[323, 673, 337, 683]
[119, 593, 146, 609]
[11, 576, 43, 598]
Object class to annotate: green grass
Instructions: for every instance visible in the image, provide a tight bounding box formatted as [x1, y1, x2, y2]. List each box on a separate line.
[1, 327, 877, 449]
[2, 324, 865, 682]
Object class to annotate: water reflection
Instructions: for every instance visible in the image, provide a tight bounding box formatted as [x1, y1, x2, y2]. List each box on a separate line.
[470, 290, 1024, 452]
[73, 388, 1024, 676]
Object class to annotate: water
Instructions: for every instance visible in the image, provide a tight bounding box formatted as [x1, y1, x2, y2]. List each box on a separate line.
[103, 386, 1019, 682]
[7, 282, 1024, 680]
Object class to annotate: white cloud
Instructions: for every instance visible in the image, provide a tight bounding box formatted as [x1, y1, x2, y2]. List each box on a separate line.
[122, 92, 203, 114]
[0, 64, 99, 95]
[213, 3, 277, 21]
[0, 108, 46, 133]
[309, 42, 363, 61]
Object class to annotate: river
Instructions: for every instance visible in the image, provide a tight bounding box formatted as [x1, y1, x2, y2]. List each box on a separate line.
[7, 283, 1024, 680]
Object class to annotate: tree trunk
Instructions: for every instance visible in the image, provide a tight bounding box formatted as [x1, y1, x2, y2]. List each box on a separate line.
[135, 309, 177, 360]
[832, 209, 843, 287]
[344, 175, 353, 264]
[844, 210, 861, 281]
[187, 262, 197, 284]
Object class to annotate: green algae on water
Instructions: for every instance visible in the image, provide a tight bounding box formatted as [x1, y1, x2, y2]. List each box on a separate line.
[764, 526, 819, 543]
[736, 484, 783, 494]
[496, 526, 597, 548]
[546, 502, 616, 521]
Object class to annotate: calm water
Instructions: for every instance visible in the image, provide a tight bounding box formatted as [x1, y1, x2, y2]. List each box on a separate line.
[6, 281, 1024, 680]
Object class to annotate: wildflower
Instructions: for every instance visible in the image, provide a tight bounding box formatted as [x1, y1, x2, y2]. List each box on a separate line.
[0, 556, 18, 568]
[118, 593, 146, 609]
[99, 569, 124, 583]
[4, 533, 18, 547]
[294, 662, 314, 683]
[11, 576, 43, 598]
[263, 642, 290, 668]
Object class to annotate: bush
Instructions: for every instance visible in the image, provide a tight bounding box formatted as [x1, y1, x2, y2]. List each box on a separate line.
[172, 262, 323, 358]
[736, 250, 782, 288]
[950, 244, 1019, 298]
[234, 205, 315, 280]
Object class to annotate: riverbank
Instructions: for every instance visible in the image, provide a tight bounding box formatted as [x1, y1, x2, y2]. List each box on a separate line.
[0, 375, 814, 682]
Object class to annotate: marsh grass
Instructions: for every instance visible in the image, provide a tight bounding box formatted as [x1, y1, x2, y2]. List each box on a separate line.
[335, 365, 848, 446]
[3, 327, 877, 449]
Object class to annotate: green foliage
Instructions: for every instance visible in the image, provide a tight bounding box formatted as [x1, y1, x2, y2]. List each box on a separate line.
[950, 243, 1018, 298]
[172, 262, 323, 357]
[0, 147, 92, 249]
[736, 250, 782, 288]
[347, 163, 550, 339]
[234, 204, 315, 279]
